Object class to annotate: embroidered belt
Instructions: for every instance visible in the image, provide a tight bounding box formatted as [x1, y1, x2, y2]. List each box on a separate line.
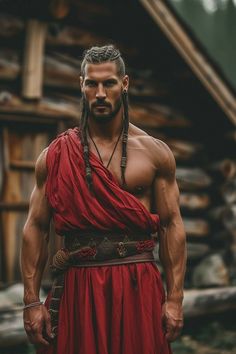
[49, 233, 157, 337]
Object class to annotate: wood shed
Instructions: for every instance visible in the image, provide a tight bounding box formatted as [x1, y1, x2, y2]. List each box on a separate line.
[0, 0, 236, 313]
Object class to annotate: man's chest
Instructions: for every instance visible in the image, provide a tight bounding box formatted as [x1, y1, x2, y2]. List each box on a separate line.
[107, 149, 156, 197]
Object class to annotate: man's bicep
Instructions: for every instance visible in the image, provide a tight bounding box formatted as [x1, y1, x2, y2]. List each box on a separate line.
[26, 185, 52, 231]
[24, 148, 51, 232]
[154, 176, 180, 225]
[153, 143, 181, 224]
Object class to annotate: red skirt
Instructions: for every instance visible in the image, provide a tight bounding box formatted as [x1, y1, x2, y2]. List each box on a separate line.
[37, 262, 172, 354]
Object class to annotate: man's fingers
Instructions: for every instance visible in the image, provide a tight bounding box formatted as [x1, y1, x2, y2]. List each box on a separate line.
[24, 322, 50, 346]
[165, 320, 183, 342]
[27, 330, 50, 346]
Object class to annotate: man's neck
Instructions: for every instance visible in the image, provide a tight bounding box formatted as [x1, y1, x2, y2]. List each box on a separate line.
[88, 111, 124, 142]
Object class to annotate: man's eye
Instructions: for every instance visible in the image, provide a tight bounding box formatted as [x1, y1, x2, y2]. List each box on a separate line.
[86, 82, 96, 87]
[105, 81, 116, 87]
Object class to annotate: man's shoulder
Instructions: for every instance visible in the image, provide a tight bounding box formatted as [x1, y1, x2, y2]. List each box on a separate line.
[35, 148, 48, 187]
[129, 123, 174, 160]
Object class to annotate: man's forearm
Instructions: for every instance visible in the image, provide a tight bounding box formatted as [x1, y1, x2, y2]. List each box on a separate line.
[21, 224, 49, 304]
[159, 218, 186, 303]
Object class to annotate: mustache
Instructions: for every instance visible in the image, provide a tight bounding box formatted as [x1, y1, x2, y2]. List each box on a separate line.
[92, 101, 111, 108]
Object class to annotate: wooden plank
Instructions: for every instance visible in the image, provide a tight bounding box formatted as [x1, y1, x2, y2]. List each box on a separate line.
[130, 103, 191, 128]
[0, 113, 63, 125]
[0, 91, 80, 119]
[46, 25, 137, 57]
[22, 19, 47, 99]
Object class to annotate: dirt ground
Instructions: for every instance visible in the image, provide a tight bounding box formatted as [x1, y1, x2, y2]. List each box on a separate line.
[172, 312, 236, 354]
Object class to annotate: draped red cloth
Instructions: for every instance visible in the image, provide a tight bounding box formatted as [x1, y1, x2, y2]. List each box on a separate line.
[37, 128, 172, 354]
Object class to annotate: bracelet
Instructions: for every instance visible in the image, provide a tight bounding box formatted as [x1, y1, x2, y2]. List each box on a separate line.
[23, 301, 43, 310]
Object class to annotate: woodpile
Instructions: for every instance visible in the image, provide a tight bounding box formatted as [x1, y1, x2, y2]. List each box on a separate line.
[0, 0, 235, 325]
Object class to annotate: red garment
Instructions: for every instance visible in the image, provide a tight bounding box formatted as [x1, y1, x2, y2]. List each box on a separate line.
[38, 128, 171, 354]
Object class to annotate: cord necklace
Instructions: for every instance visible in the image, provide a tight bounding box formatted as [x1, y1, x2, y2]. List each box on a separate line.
[88, 127, 123, 169]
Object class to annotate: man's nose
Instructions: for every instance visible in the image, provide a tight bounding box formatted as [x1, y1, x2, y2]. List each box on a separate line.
[96, 84, 106, 100]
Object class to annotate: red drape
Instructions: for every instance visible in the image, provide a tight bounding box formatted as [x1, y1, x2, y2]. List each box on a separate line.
[36, 128, 172, 354]
[45, 128, 159, 236]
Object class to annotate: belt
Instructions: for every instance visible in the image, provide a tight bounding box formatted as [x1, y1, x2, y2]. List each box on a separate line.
[49, 232, 157, 337]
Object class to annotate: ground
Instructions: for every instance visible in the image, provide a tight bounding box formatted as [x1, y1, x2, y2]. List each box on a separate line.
[1, 312, 236, 354]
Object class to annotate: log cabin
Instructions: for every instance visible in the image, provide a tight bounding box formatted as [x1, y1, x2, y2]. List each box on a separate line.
[0, 0, 235, 300]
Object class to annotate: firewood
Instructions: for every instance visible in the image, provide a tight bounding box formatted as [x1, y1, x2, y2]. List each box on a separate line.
[176, 167, 212, 191]
[183, 218, 210, 237]
[180, 193, 210, 210]
[186, 243, 210, 260]
[222, 204, 236, 237]
[221, 179, 236, 204]
[208, 159, 236, 180]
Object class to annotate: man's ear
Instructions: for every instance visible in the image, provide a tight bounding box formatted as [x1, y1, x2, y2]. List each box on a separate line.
[122, 75, 129, 92]
[80, 76, 84, 91]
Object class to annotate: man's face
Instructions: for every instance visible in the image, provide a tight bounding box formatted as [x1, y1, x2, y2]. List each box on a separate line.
[80, 62, 129, 123]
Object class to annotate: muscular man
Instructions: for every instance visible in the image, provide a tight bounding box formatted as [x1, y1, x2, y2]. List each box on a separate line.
[21, 45, 186, 354]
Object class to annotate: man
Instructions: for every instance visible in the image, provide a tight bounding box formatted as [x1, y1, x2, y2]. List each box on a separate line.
[21, 45, 186, 354]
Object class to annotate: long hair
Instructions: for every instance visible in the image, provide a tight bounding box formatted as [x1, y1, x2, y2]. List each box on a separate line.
[79, 45, 129, 190]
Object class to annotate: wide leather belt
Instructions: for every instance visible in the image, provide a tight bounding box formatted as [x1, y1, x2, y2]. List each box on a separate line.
[63, 233, 156, 263]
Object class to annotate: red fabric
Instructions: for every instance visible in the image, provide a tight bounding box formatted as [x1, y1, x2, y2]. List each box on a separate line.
[45, 128, 159, 235]
[37, 128, 171, 354]
[38, 264, 171, 354]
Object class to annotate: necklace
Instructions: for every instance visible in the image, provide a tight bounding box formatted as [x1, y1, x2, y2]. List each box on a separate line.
[88, 127, 123, 168]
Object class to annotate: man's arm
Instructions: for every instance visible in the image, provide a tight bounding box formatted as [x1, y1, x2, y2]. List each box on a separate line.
[153, 140, 186, 342]
[21, 148, 53, 346]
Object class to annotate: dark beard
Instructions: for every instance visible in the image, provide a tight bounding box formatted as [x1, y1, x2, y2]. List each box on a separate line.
[83, 95, 123, 124]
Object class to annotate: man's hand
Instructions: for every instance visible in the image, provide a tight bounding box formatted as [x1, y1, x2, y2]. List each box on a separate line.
[23, 305, 53, 346]
[161, 300, 184, 342]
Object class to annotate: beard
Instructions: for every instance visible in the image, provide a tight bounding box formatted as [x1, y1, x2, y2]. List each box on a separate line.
[82, 95, 123, 124]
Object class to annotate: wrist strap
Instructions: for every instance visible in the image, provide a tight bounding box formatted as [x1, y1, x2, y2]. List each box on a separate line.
[23, 301, 43, 310]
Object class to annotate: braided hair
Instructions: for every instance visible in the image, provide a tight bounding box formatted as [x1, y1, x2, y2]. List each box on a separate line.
[79, 45, 129, 189]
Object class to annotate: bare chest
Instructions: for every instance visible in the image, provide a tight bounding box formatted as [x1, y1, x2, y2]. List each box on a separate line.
[91, 144, 156, 202]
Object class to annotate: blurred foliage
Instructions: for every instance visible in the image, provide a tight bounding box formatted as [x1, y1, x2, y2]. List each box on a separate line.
[169, 0, 236, 92]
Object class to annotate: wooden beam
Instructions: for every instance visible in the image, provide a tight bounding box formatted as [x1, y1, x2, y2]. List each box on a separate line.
[22, 20, 47, 99]
[140, 0, 236, 125]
